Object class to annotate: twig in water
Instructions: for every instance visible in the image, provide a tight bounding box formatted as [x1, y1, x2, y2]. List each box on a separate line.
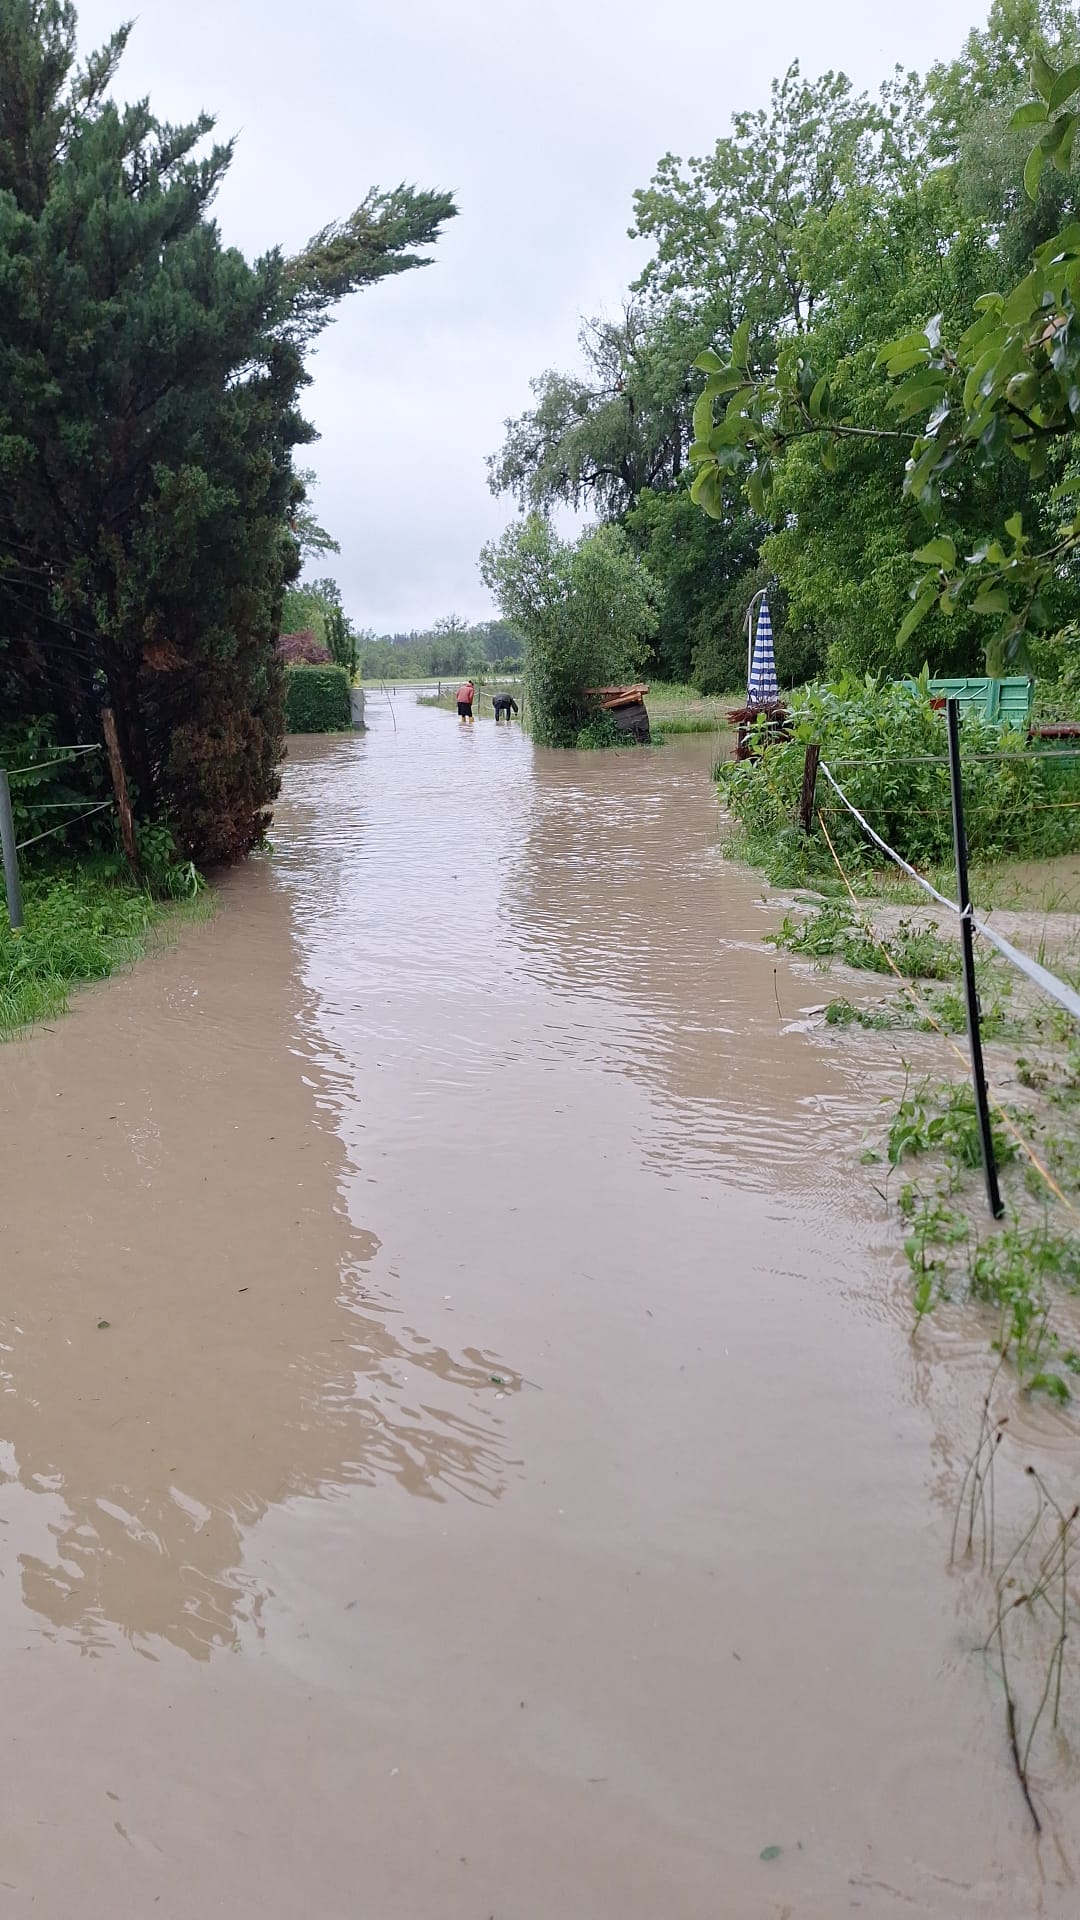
[978, 1467, 1079, 1834]
[951, 1361, 1008, 1571]
[1006, 1692, 1042, 1834]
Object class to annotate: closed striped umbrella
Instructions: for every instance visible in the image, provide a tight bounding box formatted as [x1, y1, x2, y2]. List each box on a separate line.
[748, 598, 778, 704]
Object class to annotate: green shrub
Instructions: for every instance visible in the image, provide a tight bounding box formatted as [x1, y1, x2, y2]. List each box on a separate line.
[284, 664, 351, 734]
[480, 516, 658, 748]
[722, 674, 1080, 885]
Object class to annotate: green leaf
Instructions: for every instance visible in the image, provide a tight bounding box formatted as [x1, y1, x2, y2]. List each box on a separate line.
[693, 349, 724, 373]
[731, 319, 751, 369]
[1049, 65, 1080, 111]
[759, 1847, 783, 1862]
[891, 373, 948, 421]
[1010, 100, 1049, 128]
[876, 330, 929, 368]
[897, 586, 938, 647]
[1002, 271, 1044, 326]
[1029, 1371, 1071, 1403]
[1052, 117, 1077, 172]
[808, 374, 829, 421]
[689, 465, 725, 520]
[913, 536, 956, 569]
[706, 368, 752, 396]
[885, 348, 933, 375]
[1025, 141, 1047, 200]
[687, 440, 714, 465]
[1042, 110, 1074, 156]
[821, 438, 838, 474]
[746, 466, 766, 516]
[905, 441, 944, 504]
[1036, 222, 1080, 264]
[971, 589, 1010, 614]
[1032, 50, 1060, 103]
[692, 392, 715, 443]
[1005, 511, 1024, 540]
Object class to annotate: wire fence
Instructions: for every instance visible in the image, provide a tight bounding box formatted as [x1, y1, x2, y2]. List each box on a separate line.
[1, 744, 111, 931]
[4, 744, 101, 777]
[815, 800, 1074, 1213]
[818, 759, 1080, 1027]
[827, 749, 1080, 766]
[14, 799, 115, 854]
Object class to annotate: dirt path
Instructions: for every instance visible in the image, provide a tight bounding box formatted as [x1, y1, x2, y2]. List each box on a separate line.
[0, 697, 1074, 1917]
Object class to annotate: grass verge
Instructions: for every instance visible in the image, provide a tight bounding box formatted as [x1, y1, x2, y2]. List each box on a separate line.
[647, 682, 739, 738]
[1, 865, 211, 1037]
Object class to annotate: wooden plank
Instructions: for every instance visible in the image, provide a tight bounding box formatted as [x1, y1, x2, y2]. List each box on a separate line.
[585, 684, 651, 710]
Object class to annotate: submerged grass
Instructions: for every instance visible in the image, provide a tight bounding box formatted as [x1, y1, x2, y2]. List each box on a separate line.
[411, 683, 730, 741]
[416, 679, 522, 717]
[417, 677, 738, 740]
[767, 888, 1080, 1399]
[0, 865, 209, 1037]
[769, 901, 962, 981]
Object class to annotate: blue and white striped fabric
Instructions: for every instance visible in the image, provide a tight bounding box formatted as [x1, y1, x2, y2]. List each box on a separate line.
[748, 599, 778, 703]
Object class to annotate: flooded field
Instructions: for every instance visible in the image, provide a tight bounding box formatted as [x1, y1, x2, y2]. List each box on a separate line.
[0, 691, 1077, 1917]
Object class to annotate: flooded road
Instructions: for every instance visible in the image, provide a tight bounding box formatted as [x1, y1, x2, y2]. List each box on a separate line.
[0, 693, 1075, 1916]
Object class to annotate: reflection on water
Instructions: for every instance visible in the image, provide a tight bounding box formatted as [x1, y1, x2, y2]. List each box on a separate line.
[0, 770, 521, 1657]
[0, 704, 875, 1661]
[1, 694, 1077, 1917]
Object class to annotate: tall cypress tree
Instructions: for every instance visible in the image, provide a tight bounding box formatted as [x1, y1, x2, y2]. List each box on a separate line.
[0, 1, 454, 860]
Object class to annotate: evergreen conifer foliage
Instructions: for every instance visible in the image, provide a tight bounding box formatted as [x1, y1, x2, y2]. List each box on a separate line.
[0, 1, 454, 861]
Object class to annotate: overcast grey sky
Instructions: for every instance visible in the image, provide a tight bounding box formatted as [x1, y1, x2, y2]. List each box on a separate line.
[78, 0, 989, 632]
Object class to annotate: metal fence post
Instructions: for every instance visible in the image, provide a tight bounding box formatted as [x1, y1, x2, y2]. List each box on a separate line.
[0, 769, 24, 930]
[946, 697, 1003, 1220]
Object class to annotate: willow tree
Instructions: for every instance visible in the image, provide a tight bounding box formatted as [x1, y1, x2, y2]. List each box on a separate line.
[480, 516, 659, 745]
[0, 1, 455, 861]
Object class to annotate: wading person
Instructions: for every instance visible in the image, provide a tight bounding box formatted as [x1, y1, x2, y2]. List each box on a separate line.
[456, 679, 475, 724]
[492, 693, 518, 723]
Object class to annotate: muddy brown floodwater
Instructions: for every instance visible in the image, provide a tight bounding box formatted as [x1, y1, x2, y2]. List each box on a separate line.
[0, 693, 1076, 1917]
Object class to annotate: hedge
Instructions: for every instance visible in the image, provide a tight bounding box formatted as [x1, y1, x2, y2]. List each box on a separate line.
[284, 663, 351, 733]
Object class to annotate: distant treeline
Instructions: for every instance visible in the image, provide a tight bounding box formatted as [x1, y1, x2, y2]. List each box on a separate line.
[357, 618, 524, 680]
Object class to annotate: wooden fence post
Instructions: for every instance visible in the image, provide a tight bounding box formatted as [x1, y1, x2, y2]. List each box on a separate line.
[102, 708, 141, 874]
[798, 741, 821, 834]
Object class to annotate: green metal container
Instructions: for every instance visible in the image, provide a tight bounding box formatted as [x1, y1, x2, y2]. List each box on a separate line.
[902, 676, 1034, 728]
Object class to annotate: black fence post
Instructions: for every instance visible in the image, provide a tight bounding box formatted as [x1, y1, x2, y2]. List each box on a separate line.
[946, 697, 1003, 1220]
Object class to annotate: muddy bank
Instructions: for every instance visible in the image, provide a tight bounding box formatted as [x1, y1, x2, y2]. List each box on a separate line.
[0, 700, 1076, 1917]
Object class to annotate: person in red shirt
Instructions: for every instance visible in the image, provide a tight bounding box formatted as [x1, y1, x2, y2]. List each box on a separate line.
[456, 680, 475, 723]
